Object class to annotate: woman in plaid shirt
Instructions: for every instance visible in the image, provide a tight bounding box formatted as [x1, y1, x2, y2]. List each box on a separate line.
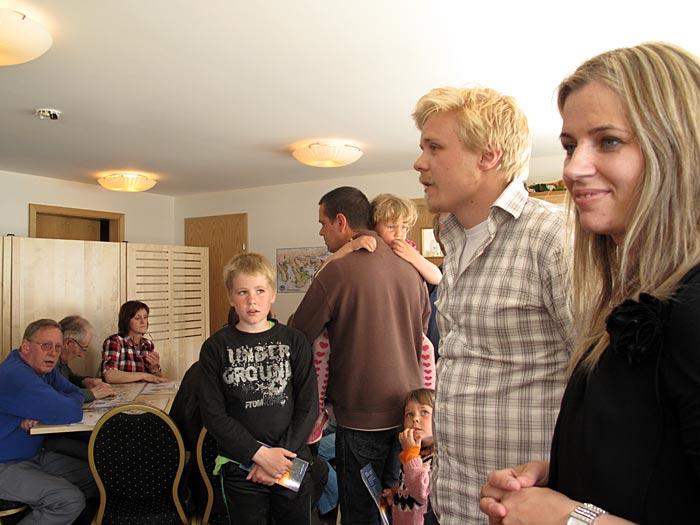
[101, 300, 168, 384]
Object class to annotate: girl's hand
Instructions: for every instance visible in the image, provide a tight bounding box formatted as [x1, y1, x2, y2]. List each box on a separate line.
[399, 427, 421, 449]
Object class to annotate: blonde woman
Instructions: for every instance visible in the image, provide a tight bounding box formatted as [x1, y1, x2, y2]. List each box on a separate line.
[480, 42, 700, 525]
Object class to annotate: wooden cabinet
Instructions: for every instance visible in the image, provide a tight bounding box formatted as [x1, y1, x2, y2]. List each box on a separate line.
[1, 237, 209, 380]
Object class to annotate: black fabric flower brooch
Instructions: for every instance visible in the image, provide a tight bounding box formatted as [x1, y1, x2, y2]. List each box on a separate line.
[606, 293, 669, 364]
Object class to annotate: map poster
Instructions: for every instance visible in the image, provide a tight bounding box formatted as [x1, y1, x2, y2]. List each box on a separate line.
[276, 246, 329, 293]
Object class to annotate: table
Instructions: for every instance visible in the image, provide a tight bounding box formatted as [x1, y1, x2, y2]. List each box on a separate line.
[31, 382, 180, 435]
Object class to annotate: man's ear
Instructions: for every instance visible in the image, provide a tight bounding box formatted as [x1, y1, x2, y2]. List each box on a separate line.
[335, 213, 347, 230]
[479, 148, 503, 171]
[19, 339, 30, 356]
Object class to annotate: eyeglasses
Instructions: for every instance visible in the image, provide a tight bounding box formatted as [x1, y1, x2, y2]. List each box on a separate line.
[68, 338, 89, 351]
[29, 340, 63, 353]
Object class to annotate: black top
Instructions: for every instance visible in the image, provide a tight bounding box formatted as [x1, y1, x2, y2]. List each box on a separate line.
[549, 266, 700, 524]
[198, 322, 318, 466]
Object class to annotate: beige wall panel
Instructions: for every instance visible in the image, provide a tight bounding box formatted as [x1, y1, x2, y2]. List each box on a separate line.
[126, 244, 209, 380]
[1, 238, 13, 357]
[6, 237, 123, 375]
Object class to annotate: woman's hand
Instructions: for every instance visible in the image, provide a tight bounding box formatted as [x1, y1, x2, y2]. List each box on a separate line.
[488, 486, 578, 525]
[141, 372, 169, 383]
[144, 350, 161, 372]
[480, 461, 550, 523]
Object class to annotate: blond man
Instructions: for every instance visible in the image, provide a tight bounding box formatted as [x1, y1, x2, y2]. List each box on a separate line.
[412, 86, 573, 525]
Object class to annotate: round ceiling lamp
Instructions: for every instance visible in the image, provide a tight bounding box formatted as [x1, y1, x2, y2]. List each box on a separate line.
[0, 9, 53, 66]
[292, 142, 363, 168]
[98, 173, 157, 192]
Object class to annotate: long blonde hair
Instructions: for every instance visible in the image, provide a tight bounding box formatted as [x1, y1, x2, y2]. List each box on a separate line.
[559, 42, 700, 370]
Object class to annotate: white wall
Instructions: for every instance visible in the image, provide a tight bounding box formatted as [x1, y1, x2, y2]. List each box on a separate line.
[1, 155, 564, 324]
[0, 170, 175, 244]
[173, 156, 564, 322]
[174, 170, 428, 322]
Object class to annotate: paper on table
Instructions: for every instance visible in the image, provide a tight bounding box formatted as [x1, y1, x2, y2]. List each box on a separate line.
[141, 381, 180, 395]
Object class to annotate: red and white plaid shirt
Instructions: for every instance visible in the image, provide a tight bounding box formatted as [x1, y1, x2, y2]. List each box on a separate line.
[101, 333, 155, 375]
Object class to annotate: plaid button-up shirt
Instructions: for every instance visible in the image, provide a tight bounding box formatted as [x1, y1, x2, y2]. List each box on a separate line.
[431, 180, 573, 525]
[101, 333, 155, 375]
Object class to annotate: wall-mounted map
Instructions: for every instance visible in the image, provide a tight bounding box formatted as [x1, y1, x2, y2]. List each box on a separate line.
[276, 246, 330, 293]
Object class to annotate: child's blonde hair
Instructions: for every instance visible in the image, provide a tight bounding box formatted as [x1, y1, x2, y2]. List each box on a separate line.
[223, 253, 276, 294]
[371, 194, 418, 228]
[405, 388, 434, 409]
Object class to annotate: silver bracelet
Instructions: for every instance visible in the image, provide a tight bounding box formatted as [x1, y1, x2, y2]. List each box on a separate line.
[567, 503, 607, 525]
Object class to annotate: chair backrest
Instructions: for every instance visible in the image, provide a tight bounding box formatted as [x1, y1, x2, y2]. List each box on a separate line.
[88, 402, 188, 525]
[195, 427, 229, 525]
[0, 499, 27, 525]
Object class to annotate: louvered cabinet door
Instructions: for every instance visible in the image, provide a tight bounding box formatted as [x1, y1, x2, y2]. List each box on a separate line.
[125, 243, 210, 380]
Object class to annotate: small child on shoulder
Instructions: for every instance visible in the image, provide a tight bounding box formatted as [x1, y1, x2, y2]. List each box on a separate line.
[322, 193, 442, 285]
[383, 388, 437, 525]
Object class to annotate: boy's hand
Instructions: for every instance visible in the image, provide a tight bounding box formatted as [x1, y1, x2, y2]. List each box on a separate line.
[399, 427, 422, 449]
[246, 463, 278, 486]
[251, 446, 295, 479]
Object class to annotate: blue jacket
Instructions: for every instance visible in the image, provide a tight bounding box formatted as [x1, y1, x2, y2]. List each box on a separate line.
[0, 349, 84, 462]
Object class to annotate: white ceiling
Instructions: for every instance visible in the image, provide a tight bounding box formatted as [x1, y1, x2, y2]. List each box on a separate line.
[1, 0, 698, 197]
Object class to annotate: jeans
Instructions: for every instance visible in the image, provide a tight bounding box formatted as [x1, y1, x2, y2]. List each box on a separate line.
[335, 425, 400, 525]
[221, 461, 312, 525]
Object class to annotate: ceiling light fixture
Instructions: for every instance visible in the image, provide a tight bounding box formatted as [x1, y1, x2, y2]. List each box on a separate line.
[292, 142, 363, 168]
[0, 9, 52, 66]
[98, 173, 157, 192]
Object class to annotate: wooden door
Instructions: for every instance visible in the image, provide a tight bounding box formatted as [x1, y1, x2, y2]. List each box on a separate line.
[185, 214, 248, 335]
[29, 204, 125, 242]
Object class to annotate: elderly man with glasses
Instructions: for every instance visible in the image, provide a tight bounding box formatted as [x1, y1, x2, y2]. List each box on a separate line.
[0, 318, 98, 524]
[58, 316, 113, 402]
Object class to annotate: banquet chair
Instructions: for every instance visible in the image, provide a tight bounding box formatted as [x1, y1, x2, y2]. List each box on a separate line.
[195, 427, 229, 525]
[0, 499, 27, 525]
[88, 402, 188, 525]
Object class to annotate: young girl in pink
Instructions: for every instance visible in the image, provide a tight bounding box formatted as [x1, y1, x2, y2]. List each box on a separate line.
[384, 388, 436, 525]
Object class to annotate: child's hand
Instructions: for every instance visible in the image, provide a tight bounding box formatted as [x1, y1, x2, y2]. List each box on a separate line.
[399, 427, 422, 449]
[381, 487, 395, 505]
[350, 236, 377, 253]
[251, 446, 295, 479]
[390, 239, 417, 262]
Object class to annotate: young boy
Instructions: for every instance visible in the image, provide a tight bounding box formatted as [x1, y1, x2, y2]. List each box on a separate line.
[198, 253, 318, 525]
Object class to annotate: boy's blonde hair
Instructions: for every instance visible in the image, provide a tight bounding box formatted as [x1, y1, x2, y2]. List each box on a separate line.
[223, 253, 276, 294]
[405, 388, 434, 409]
[371, 193, 418, 228]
